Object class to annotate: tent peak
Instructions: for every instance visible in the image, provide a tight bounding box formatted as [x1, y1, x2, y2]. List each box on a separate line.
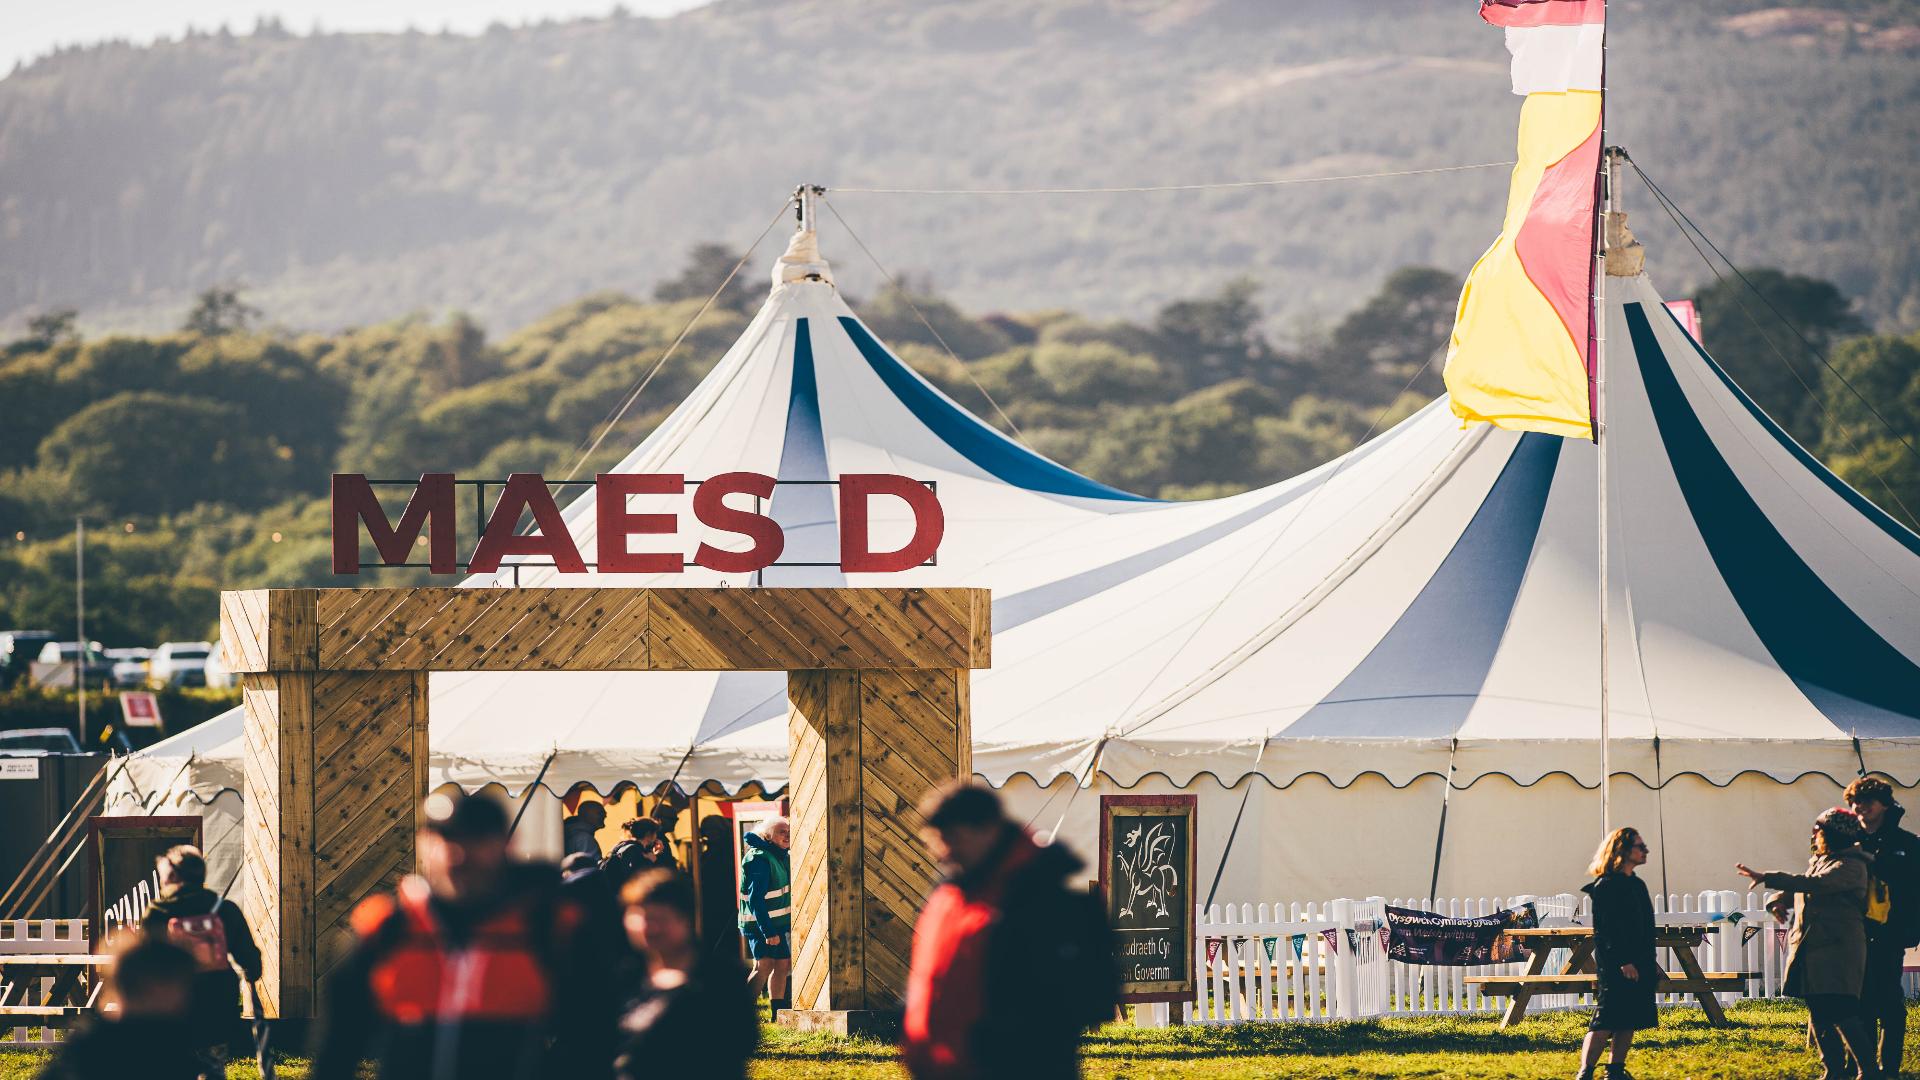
[1604, 147, 1645, 277]
[774, 184, 834, 289]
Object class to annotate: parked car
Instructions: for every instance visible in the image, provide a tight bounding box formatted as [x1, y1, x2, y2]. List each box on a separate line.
[31, 641, 113, 689]
[105, 647, 153, 689]
[149, 641, 213, 687]
[0, 727, 85, 755]
[203, 640, 235, 689]
[0, 630, 57, 689]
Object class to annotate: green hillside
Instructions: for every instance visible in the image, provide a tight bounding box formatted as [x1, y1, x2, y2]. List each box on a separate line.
[1, 0, 1917, 337]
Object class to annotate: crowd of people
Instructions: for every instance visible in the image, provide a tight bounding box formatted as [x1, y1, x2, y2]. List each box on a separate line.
[1584, 777, 1919, 1080]
[36, 780, 1116, 1080]
[35, 774, 1920, 1080]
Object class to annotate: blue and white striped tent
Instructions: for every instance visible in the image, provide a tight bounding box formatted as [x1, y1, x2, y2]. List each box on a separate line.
[116, 229, 1920, 899]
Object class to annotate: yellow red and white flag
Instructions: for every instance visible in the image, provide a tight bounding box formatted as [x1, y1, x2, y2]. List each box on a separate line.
[1444, 0, 1605, 439]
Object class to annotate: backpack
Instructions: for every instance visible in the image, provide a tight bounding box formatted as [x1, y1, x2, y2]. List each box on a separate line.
[167, 899, 231, 974]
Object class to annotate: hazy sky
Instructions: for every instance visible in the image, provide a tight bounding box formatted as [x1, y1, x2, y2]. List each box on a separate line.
[4, 0, 714, 73]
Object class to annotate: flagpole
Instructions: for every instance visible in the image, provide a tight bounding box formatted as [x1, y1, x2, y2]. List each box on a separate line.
[1595, 14, 1614, 838]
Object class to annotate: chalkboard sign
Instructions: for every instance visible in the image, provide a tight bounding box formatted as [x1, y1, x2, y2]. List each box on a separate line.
[1098, 794, 1197, 1003]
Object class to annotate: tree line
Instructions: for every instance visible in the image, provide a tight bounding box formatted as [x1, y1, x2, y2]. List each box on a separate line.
[0, 246, 1913, 647]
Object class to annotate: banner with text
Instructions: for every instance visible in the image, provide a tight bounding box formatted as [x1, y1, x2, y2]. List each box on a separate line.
[1383, 903, 1538, 966]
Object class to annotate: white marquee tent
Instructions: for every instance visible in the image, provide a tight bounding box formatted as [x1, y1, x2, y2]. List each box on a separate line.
[108, 228, 1920, 904]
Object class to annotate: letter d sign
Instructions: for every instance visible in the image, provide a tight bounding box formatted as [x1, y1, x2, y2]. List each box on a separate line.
[838, 474, 944, 573]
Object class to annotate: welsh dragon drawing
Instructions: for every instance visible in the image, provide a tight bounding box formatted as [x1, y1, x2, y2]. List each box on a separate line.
[1116, 822, 1180, 920]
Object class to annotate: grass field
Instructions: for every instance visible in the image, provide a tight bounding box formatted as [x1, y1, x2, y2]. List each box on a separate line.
[2, 1000, 1910, 1078]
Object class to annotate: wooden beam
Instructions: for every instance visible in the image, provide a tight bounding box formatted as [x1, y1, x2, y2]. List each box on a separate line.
[222, 588, 989, 673]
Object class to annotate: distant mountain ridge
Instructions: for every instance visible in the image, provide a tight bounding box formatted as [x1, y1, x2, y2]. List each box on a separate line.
[3, 0, 1917, 335]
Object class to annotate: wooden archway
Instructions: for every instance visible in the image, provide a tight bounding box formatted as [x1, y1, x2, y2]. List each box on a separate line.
[220, 586, 989, 1024]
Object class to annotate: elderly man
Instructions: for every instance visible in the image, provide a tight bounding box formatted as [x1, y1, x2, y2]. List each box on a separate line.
[738, 816, 792, 1020]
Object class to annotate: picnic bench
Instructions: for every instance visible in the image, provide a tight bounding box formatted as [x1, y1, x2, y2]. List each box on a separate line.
[1465, 926, 1756, 1028]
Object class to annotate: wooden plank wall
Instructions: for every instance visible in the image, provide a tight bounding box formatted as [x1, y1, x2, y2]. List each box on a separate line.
[310, 672, 428, 990]
[787, 667, 971, 1013]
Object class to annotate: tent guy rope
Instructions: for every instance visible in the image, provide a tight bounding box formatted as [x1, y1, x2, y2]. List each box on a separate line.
[1631, 160, 1920, 525]
[832, 160, 1516, 195]
[558, 198, 795, 485]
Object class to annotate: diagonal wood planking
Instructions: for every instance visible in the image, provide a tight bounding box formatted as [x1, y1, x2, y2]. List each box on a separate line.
[228, 586, 985, 1020]
[787, 667, 970, 1013]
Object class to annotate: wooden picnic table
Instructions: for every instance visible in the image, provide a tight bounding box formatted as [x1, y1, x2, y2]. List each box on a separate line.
[1465, 926, 1755, 1028]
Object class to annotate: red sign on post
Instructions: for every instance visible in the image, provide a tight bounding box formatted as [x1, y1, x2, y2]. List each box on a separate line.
[119, 691, 163, 729]
[330, 472, 945, 576]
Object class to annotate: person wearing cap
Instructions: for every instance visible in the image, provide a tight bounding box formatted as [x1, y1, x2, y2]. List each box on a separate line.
[138, 845, 262, 1079]
[1739, 807, 1883, 1080]
[1846, 776, 1920, 1075]
[312, 790, 618, 1080]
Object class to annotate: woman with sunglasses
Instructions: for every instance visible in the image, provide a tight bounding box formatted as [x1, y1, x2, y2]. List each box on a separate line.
[1738, 808, 1882, 1080]
[1577, 827, 1657, 1080]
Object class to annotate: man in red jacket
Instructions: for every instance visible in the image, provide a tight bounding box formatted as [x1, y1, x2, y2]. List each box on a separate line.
[312, 790, 616, 1080]
[902, 782, 1116, 1080]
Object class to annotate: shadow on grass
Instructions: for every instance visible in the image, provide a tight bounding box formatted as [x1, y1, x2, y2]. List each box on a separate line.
[1080, 1001, 1812, 1061]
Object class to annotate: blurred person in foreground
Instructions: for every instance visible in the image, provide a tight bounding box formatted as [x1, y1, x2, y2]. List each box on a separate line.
[738, 815, 792, 1020]
[1575, 827, 1657, 1080]
[562, 851, 631, 964]
[1845, 776, 1920, 1076]
[36, 939, 199, 1080]
[312, 790, 617, 1080]
[139, 845, 262, 1079]
[614, 870, 757, 1080]
[1739, 807, 1882, 1080]
[902, 782, 1118, 1080]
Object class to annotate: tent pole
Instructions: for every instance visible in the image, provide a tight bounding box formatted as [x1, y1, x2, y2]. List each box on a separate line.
[76, 516, 86, 745]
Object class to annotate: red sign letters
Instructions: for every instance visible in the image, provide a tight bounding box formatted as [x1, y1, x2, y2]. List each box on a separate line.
[330, 472, 944, 576]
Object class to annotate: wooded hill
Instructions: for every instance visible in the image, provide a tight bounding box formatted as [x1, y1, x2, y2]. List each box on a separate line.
[3, 0, 1919, 337]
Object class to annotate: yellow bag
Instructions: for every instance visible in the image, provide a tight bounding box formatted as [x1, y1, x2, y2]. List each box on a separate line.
[1867, 873, 1893, 925]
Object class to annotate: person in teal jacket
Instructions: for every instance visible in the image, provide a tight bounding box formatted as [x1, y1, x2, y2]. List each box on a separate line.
[738, 817, 791, 1020]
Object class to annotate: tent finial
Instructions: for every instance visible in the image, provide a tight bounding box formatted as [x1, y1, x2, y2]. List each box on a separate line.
[1603, 147, 1645, 277]
[774, 184, 834, 288]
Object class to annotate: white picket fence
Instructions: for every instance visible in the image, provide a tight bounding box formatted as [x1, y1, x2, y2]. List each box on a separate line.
[0, 918, 93, 1047]
[1184, 889, 1920, 1025]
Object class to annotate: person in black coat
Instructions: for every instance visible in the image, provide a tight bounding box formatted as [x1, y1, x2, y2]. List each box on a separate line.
[138, 845, 263, 1079]
[1847, 776, 1920, 1075]
[614, 870, 758, 1080]
[1577, 827, 1657, 1080]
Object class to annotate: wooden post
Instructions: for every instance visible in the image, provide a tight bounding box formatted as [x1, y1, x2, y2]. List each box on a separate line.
[784, 667, 971, 1031]
[226, 591, 430, 1018]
